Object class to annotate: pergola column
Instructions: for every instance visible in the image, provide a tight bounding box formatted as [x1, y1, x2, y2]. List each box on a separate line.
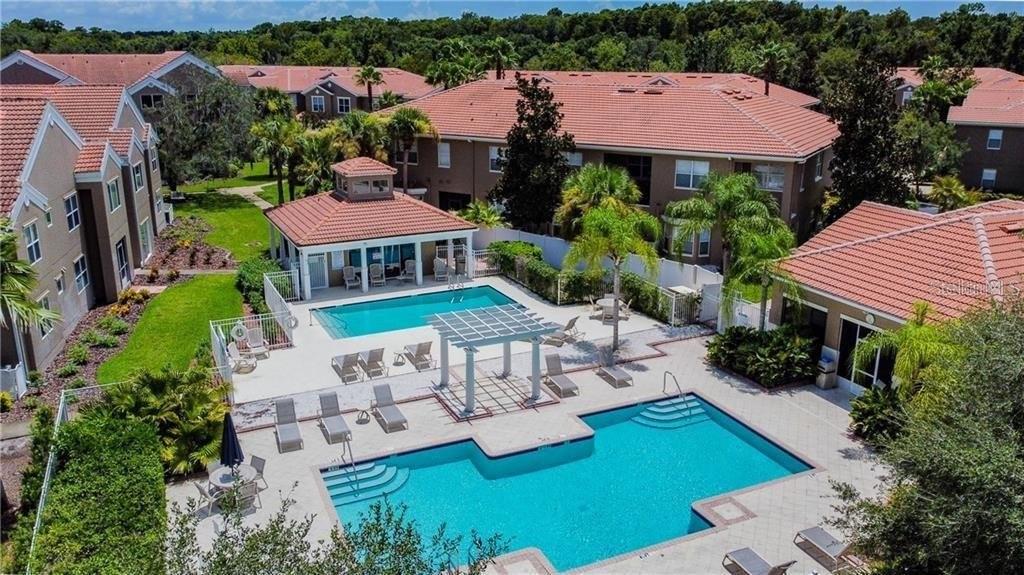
[463, 233, 474, 279]
[502, 341, 512, 377]
[439, 335, 449, 388]
[463, 346, 477, 415]
[299, 249, 311, 301]
[414, 241, 423, 285]
[530, 337, 542, 401]
[360, 247, 369, 293]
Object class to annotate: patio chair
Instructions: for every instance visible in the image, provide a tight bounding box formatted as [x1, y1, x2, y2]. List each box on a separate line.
[246, 326, 270, 359]
[371, 384, 408, 432]
[369, 263, 386, 287]
[722, 548, 796, 575]
[343, 266, 360, 290]
[543, 316, 584, 346]
[249, 455, 268, 489]
[227, 342, 256, 373]
[359, 348, 388, 378]
[543, 354, 580, 398]
[397, 260, 417, 283]
[404, 341, 434, 371]
[620, 299, 633, 320]
[195, 482, 224, 514]
[318, 392, 353, 444]
[274, 398, 304, 453]
[434, 258, 449, 281]
[597, 362, 633, 388]
[794, 526, 867, 573]
[234, 480, 261, 512]
[331, 353, 362, 383]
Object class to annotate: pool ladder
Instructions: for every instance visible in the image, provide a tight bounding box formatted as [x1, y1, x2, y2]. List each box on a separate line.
[338, 441, 359, 492]
[661, 370, 694, 417]
[448, 272, 465, 291]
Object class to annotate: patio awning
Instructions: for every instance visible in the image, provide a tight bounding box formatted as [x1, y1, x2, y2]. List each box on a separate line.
[427, 304, 557, 348]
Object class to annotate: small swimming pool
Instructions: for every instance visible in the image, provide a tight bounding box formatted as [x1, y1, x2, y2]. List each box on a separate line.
[312, 286, 515, 338]
[321, 394, 810, 570]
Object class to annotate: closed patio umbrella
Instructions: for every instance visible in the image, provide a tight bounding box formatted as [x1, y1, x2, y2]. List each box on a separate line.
[219, 413, 244, 472]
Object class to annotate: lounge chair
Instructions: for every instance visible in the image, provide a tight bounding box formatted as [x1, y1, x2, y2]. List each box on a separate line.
[250, 455, 268, 489]
[318, 392, 353, 444]
[369, 263, 386, 287]
[359, 348, 388, 378]
[331, 353, 362, 383]
[544, 316, 584, 346]
[404, 341, 434, 371]
[343, 266, 360, 290]
[274, 398, 304, 453]
[794, 526, 866, 573]
[371, 384, 408, 432]
[434, 258, 449, 281]
[598, 363, 633, 388]
[246, 326, 270, 358]
[722, 548, 796, 575]
[227, 342, 256, 373]
[543, 354, 580, 398]
[397, 260, 417, 283]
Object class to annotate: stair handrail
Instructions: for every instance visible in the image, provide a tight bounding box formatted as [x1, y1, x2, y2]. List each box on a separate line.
[340, 440, 359, 492]
[662, 371, 691, 416]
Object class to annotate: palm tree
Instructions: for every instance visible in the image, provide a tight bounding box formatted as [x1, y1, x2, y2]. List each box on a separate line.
[852, 301, 961, 404]
[376, 90, 402, 110]
[338, 111, 390, 161]
[299, 129, 337, 195]
[748, 41, 792, 96]
[425, 40, 486, 89]
[663, 172, 786, 279]
[930, 175, 981, 212]
[556, 164, 640, 239]
[384, 107, 438, 192]
[457, 200, 507, 228]
[1, 219, 60, 332]
[250, 117, 292, 204]
[354, 65, 384, 109]
[485, 37, 519, 80]
[726, 227, 798, 330]
[564, 204, 660, 351]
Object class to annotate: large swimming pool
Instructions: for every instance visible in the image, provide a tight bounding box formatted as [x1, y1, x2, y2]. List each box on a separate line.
[321, 394, 810, 570]
[312, 286, 515, 338]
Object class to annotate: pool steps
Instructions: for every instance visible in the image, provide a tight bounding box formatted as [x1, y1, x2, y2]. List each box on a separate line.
[631, 397, 710, 429]
[325, 462, 410, 506]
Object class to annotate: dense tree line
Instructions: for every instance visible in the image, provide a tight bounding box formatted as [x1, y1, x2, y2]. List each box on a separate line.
[2, 2, 1022, 97]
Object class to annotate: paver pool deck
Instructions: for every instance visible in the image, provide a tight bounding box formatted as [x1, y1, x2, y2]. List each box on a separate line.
[168, 333, 882, 574]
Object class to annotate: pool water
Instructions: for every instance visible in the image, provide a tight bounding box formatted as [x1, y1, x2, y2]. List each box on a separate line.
[312, 286, 515, 338]
[322, 395, 810, 570]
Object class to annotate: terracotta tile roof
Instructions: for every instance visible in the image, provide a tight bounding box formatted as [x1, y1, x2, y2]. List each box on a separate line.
[0, 84, 127, 142]
[489, 70, 820, 108]
[217, 65, 436, 100]
[331, 157, 397, 177]
[948, 87, 1024, 127]
[25, 50, 184, 86]
[782, 200, 1024, 321]
[0, 98, 47, 215]
[74, 141, 108, 173]
[895, 67, 1024, 89]
[265, 191, 476, 247]
[404, 80, 837, 159]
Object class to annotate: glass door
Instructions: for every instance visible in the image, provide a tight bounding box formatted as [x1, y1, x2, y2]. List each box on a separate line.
[115, 238, 131, 287]
[838, 318, 894, 389]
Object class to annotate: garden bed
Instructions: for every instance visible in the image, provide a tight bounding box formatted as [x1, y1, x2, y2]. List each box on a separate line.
[148, 216, 234, 271]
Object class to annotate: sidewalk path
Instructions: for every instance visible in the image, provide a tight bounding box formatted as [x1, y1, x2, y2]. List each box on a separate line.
[221, 184, 274, 210]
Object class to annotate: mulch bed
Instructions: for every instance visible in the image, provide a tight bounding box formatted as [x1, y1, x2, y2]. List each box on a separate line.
[147, 216, 235, 272]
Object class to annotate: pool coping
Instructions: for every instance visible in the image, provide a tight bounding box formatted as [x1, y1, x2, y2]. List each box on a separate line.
[310, 385, 824, 573]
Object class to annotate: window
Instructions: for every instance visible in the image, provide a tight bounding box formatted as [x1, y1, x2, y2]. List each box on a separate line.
[398, 141, 418, 165]
[987, 129, 1003, 150]
[156, 193, 164, 217]
[115, 238, 130, 286]
[149, 148, 159, 171]
[437, 142, 451, 168]
[37, 295, 52, 338]
[678, 233, 694, 256]
[814, 153, 824, 181]
[64, 193, 80, 231]
[674, 159, 710, 189]
[604, 153, 652, 205]
[55, 272, 65, 294]
[140, 94, 163, 109]
[73, 255, 89, 292]
[563, 151, 583, 167]
[44, 209, 52, 227]
[23, 222, 41, 264]
[489, 146, 506, 173]
[752, 164, 785, 191]
[132, 163, 145, 192]
[311, 95, 325, 113]
[900, 89, 913, 106]
[698, 229, 711, 257]
[139, 221, 152, 262]
[981, 169, 997, 189]
[330, 250, 344, 270]
[106, 179, 121, 212]
[839, 318, 894, 388]
[337, 97, 351, 115]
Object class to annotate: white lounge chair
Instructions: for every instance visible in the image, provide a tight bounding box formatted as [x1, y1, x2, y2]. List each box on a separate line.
[544, 316, 583, 346]
[397, 259, 417, 283]
[331, 353, 362, 383]
[404, 341, 434, 371]
[274, 398, 304, 453]
[543, 354, 580, 398]
[359, 347, 388, 378]
[794, 526, 866, 573]
[318, 392, 352, 444]
[246, 326, 270, 358]
[723, 548, 796, 575]
[371, 384, 408, 432]
[227, 342, 256, 373]
[369, 263, 386, 287]
[342, 266, 360, 290]
[434, 258, 449, 281]
[598, 363, 633, 388]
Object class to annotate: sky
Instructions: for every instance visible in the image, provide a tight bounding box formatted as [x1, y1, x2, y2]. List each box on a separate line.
[0, 0, 1021, 32]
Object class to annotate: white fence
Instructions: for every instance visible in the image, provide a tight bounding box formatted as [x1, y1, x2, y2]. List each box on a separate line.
[701, 283, 776, 333]
[1, 362, 27, 398]
[209, 311, 296, 388]
[264, 269, 299, 306]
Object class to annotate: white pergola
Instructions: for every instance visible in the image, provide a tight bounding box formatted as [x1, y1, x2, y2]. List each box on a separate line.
[428, 305, 558, 415]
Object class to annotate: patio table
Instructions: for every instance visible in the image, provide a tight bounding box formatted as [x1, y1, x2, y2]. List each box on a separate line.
[209, 464, 257, 490]
[596, 297, 620, 308]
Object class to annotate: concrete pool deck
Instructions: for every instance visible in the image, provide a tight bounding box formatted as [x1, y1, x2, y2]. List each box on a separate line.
[168, 335, 883, 574]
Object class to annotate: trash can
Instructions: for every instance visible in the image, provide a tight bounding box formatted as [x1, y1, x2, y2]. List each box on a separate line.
[816, 347, 838, 389]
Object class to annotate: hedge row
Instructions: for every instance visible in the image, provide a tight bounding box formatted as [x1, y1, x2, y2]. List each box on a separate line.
[235, 256, 282, 314]
[489, 240, 604, 304]
[30, 414, 166, 574]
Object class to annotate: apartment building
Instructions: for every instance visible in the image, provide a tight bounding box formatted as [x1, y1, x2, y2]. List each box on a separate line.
[0, 50, 221, 117]
[220, 65, 436, 120]
[0, 84, 164, 387]
[399, 76, 838, 267]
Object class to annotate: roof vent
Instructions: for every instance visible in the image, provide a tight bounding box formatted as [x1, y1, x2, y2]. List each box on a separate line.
[643, 89, 663, 95]
[1000, 221, 1024, 233]
[502, 85, 517, 90]
[617, 88, 637, 93]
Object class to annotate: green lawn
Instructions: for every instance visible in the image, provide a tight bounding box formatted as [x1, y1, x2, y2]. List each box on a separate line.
[175, 192, 269, 260]
[736, 281, 767, 303]
[97, 275, 242, 383]
[178, 160, 274, 194]
[258, 182, 306, 206]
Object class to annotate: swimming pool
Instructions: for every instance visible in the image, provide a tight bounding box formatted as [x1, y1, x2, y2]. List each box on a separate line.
[312, 286, 515, 338]
[321, 394, 810, 570]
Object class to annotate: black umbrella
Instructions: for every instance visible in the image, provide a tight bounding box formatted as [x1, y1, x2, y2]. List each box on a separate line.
[219, 412, 244, 472]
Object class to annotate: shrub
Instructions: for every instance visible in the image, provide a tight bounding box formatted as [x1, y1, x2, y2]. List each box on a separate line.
[21, 396, 42, 411]
[147, 266, 160, 283]
[0, 391, 12, 413]
[92, 333, 120, 348]
[620, 271, 668, 322]
[29, 414, 165, 574]
[66, 377, 88, 390]
[117, 288, 151, 306]
[236, 256, 282, 314]
[850, 385, 905, 445]
[67, 343, 89, 366]
[96, 315, 130, 335]
[558, 269, 605, 304]
[55, 364, 78, 378]
[18, 405, 54, 514]
[27, 370, 42, 387]
[166, 268, 181, 282]
[706, 325, 817, 388]
[489, 240, 543, 273]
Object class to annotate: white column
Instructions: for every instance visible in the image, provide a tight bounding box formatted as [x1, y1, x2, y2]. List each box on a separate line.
[463, 347, 476, 415]
[300, 249, 311, 301]
[439, 336, 449, 388]
[530, 338, 542, 401]
[414, 241, 423, 285]
[502, 341, 512, 377]
[463, 234, 474, 279]
[360, 247, 369, 293]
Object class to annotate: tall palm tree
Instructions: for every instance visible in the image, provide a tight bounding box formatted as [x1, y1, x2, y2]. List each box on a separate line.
[354, 65, 384, 109]
[376, 90, 402, 110]
[485, 37, 519, 80]
[748, 41, 792, 96]
[726, 227, 798, 330]
[384, 107, 438, 192]
[338, 111, 390, 161]
[556, 164, 640, 239]
[250, 117, 292, 204]
[298, 129, 337, 195]
[663, 172, 786, 279]
[0, 220, 60, 331]
[457, 200, 507, 228]
[564, 204, 660, 351]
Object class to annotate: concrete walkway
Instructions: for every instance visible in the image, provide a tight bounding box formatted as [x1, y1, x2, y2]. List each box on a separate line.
[222, 184, 275, 210]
